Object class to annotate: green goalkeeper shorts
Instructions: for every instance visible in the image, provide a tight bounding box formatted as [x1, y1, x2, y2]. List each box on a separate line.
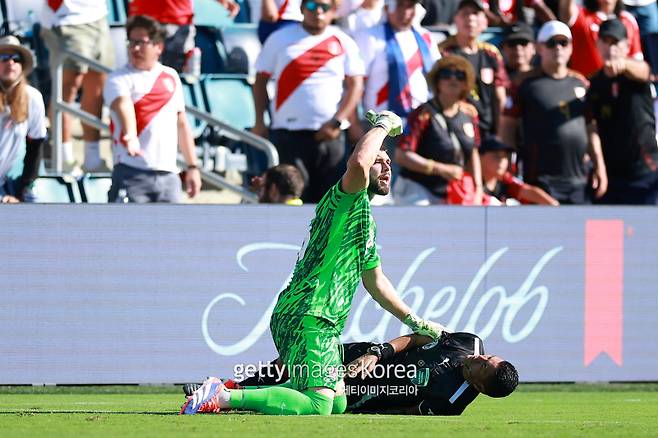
[270, 313, 343, 392]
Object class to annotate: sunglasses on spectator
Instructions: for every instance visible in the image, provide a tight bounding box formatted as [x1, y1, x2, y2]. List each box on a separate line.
[545, 38, 570, 48]
[304, 1, 332, 12]
[127, 39, 155, 48]
[438, 68, 467, 81]
[505, 39, 531, 47]
[0, 53, 22, 63]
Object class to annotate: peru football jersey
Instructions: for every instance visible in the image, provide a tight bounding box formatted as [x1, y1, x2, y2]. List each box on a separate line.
[104, 63, 185, 173]
[255, 23, 365, 130]
[42, 0, 107, 27]
[354, 24, 441, 114]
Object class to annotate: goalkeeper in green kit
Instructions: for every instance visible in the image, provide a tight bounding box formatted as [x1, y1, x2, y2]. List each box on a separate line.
[181, 110, 448, 416]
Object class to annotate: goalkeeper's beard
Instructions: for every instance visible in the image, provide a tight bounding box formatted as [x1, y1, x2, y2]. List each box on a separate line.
[368, 171, 391, 196]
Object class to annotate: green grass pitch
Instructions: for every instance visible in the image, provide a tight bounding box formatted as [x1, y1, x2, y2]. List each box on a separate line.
[1, 384, 657, 436]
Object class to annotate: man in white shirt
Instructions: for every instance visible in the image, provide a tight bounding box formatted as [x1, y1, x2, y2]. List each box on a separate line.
[252, 0, 365, 203]
[103, 15, 201, 203]
[40, 0, 114, 172]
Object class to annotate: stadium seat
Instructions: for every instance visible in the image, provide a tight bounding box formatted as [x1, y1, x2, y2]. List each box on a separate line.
[78, 175, 112, 203]
[32, 176, 81, 203]
[200, 74, 268, 181]
[200, 74, 255, 130]
[194, 0, 233, 27]
[195, 26, 228, 74]
[182, 77, 208, 139]
[219, 24, 261, 79]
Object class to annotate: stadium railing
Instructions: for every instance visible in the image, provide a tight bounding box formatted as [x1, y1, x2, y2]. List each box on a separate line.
[32, 175, 82, 203]
[197, 73, 271, 184]
[78, 174, 113, 203]
[49, 48, 278, 203]
[201, 74, 256, 130]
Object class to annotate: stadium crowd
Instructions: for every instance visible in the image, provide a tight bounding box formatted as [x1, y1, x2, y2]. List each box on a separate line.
[0, 0, 656, 204]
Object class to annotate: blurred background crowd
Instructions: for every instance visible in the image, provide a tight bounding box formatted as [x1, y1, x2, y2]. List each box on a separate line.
[0, 0, 656, 205]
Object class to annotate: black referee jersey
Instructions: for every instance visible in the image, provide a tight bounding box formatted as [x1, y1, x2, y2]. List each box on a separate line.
[344, 332, 484, 415]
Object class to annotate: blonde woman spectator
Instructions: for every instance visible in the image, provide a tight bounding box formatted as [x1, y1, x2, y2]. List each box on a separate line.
[0, 36, 47, 203]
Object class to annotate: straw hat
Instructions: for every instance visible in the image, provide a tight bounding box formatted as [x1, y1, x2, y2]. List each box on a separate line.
[0, 35, 35, 75]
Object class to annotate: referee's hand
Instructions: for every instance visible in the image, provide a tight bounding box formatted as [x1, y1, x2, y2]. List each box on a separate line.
[346, 353, 379, 379]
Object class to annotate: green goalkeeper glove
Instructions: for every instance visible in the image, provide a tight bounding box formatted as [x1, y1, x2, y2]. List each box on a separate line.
[403, 313, 450, 340]
[365, 110, 403, 137]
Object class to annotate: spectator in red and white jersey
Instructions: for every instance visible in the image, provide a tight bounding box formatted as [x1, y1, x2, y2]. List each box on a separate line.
[40, 0, 114, 173]
[352, 0, 439, 205]
[251, 0, 365, 203]
[103, 16, 201, 203]
[354, 0, 441, 122]
[129, 0, 239, 74]
[558, 0, 644, 77]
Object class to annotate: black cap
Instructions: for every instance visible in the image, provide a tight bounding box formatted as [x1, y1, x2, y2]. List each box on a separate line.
[503, 22, 535, 43]
[479, 136, 515, 154]
[457, 0, 486, 11]
[599, 18, 627, 42]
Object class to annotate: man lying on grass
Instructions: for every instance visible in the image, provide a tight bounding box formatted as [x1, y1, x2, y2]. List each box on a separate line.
[182, 330, 518, 415]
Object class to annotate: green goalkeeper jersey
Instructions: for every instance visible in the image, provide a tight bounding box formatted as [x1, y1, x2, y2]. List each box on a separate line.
[272, 182, 381, 331]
